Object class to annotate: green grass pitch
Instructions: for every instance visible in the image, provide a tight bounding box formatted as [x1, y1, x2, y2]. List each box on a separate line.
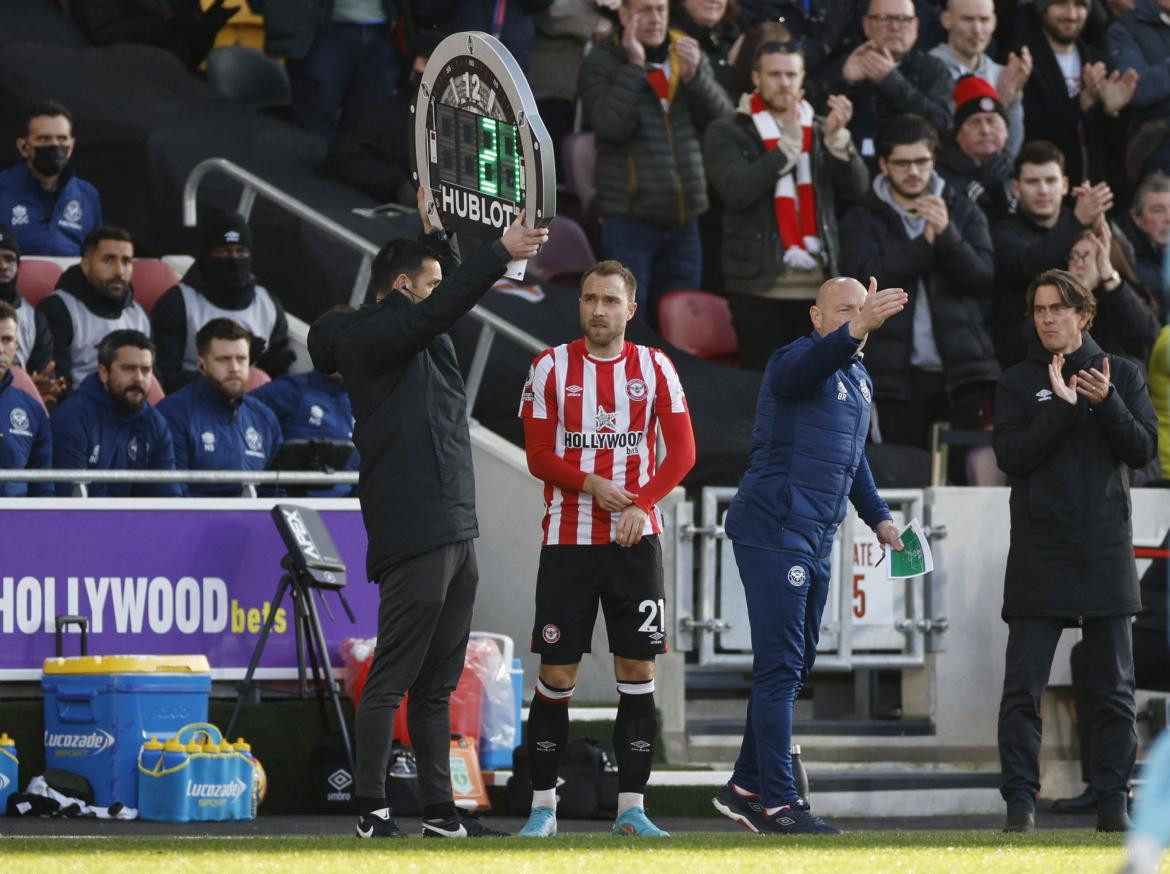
[3, 831, 1160, 874]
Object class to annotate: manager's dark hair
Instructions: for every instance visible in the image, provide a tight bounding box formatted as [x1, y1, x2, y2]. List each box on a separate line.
[368, 238, 441, 302]
[1026, 268, 1097, 329]
[196, 317, 252, 355]
[98, 329, 155, 369]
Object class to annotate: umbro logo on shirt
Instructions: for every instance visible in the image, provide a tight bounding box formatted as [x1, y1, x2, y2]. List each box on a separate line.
[1035, 389, 1053, 403]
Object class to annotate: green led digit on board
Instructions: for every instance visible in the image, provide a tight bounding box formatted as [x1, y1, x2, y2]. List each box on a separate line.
[478, 117, 499, 196]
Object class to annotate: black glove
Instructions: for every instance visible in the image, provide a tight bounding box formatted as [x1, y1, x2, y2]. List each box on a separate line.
[974, 151, 1013, 188]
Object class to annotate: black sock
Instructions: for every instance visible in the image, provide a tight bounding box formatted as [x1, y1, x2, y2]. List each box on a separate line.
[614, 681, 656, 794]
[423, 801, 457, 820]
[527, 679, 573, 790]
[357, 795, 389, 817]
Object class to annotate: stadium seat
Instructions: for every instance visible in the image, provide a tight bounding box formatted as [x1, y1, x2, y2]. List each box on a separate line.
[247, 367, 271, 392]
[206, 46, 291, 109]
[657, 290, 739, 366]
[8, 366, 47, 415]
[965, 445, 1008, 486]
[131, 258, 180, 314]
[561, 132, 596, 214]
[15, 259, 65, 306]
[147, 378, 165, 407]
[527, 216, 595, 287]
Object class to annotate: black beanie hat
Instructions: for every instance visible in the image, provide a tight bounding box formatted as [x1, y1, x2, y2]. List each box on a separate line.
[200, 212, 252, 257]
[0, 224, 21, 259]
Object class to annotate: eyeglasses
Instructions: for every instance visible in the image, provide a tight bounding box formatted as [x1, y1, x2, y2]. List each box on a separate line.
[886, 157, 933, 171]
[866, 13, 917, 25]
[1068, 250, 1092, 264]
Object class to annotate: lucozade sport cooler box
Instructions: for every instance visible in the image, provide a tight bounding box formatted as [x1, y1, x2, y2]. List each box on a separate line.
[41, 655, 211, 806]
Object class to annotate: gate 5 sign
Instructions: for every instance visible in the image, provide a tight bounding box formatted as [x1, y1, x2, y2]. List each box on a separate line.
[412, 32, 555, 278]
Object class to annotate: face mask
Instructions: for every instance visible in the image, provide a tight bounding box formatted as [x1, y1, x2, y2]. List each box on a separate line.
[202, 255, 253, 294]
[30, 145, 70, 178]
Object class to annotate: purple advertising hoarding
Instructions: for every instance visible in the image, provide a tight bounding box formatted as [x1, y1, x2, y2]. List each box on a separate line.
[0, 500, 381, 679]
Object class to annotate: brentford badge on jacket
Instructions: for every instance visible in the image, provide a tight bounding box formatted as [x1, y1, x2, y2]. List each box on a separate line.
[411, 32, 556, 280]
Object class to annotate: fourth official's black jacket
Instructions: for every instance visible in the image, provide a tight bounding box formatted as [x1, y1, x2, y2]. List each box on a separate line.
[993, 334, 1157, 621]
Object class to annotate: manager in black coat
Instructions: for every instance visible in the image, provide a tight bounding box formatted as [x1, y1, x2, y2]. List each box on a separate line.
[307, 212, 547, 839]
[992, 268, 1157, 834]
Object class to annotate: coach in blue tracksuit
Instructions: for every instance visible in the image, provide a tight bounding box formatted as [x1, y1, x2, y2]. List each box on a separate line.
[159, 317, 282, 497]
[711, 276, 907, 836]
[252, 368, 358, 497]
[0, 102, 102, 256]
[51, 330, 181, 497]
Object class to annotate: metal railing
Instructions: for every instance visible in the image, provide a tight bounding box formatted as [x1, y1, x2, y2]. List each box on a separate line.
[0, 469, 358, 498]
[181, 158, 547, 411]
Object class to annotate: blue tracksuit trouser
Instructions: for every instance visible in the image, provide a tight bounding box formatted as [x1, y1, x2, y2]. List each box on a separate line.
[730, 542, 832, 806]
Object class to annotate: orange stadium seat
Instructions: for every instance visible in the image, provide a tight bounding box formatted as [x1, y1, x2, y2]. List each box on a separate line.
[527, 216, 595, 287]
[247, 367, 271, 392]
[130, 258, 180, 313]
[8, 366, 48, 415]
[658, 290, 739, 366]
[16, 259, 65, 306]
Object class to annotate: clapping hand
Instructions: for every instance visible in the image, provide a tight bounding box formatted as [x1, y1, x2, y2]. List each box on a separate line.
[1076, 356, 1112, 406]
[676, 36, 701, 83]
[1100, 68, 1139, 116]
[1048, 353, 1079, 404]
[824, 94, 853, 137]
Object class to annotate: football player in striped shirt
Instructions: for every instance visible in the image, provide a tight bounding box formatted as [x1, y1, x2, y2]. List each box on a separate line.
[516, 260, 696, 838]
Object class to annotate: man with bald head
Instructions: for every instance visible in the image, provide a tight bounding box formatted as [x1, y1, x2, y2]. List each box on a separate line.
[712, 276, 906, 835]
[820, 0, 953, 169]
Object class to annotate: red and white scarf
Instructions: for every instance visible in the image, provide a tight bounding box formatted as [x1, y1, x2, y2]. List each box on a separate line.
[647, 63, 672, 113]
[747, 92, 822, 262]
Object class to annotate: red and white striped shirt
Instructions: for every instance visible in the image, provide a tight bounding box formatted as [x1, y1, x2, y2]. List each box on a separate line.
[518, 338, 690, 546]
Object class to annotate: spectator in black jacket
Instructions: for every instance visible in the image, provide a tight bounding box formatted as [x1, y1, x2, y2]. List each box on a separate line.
[839, 113, 998, 460]
[672, 0, 741, 95]
[936, 75, 1015, 224]
[704, 37, 868, 366]
[306, 211, 547, 841]
[1065, 222, 1159, 362]
[991, 139, 1114, 365]
[993, 267, 1157, 834]
[1017, 0, 1137, 185]
[1116, 170, 1170, 317]
[816, 0, 954, 170]
[150, 212, 293, 393]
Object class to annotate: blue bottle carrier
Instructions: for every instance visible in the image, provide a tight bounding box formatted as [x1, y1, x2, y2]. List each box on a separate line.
[138, 723, 255, 822]
[41, 655, 211, 807]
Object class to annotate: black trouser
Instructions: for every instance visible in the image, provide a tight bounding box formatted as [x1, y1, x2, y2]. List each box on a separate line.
[998, 615, 1137, 813]
[354, 540, 478, 806]
[1071, 626, 1170, 782]
[876, 369, 988, 485]
[727, 295, 816, 372]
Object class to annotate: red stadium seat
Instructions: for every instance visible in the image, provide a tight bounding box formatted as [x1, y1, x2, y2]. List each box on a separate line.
[527, 216, 595, 287]
[658, 290, 739, 366]
[131, 258, 180, 314]
[147, 377, 165, 407]
[247, 367, 271, 392]
[15, 259, 64, 307]
[8, 366, 48, 415]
